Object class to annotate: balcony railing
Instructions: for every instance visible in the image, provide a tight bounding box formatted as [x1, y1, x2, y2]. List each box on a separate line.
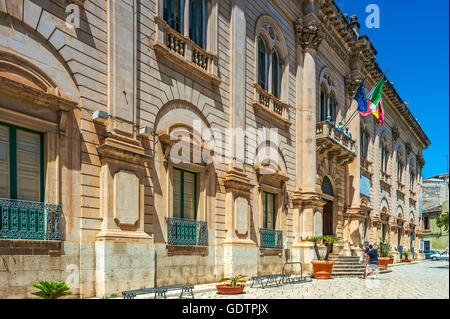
[260, 228, 283, 249]
[316, 122, 356, 164]
[252, 84, 290, 125]
[153, 17, 220, 86]
[0, 198, 62, 241]
[166, 217, 208, 246]
[380, 170, 392, 187]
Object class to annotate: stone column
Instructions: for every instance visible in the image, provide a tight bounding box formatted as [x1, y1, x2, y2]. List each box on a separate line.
[290, 18, 326, 272]
[221, 0, 258, 278]
[94, 0, 154, 297]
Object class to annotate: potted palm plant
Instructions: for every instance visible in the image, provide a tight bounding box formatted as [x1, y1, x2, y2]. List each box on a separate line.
[216, 275, 247, 294]
[401, 251, 412, 262]
[31, 281, 72, 299]
[306, 235, 338, 279]
[376, 240, 391, 270]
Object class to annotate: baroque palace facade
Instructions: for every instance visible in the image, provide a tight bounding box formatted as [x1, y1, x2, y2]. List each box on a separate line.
[0, 0, 429, 298]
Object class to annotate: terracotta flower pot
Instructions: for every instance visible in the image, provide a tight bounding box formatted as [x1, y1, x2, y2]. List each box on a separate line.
[216, 284, 245, 295]
[401, 259, 411, 263]
[311, 260, 335, 279]
[378, 257, 390, 270]
[388, 258, 394, 264]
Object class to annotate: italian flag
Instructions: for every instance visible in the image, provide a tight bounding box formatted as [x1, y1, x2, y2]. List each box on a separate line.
[367, 77, 385, 125]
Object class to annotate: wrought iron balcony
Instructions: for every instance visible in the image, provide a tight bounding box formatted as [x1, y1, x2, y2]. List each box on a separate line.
[316, 121, 356, 165]
[260, 228, 283, 249]
[166, 217, 208, 246]
[153, 17, 220, 86]
[0, 198, 62, 241]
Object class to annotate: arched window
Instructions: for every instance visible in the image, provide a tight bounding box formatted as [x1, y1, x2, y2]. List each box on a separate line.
[257, 36, 268, 91]
[271, 49, 281, 99]
[360, 125, 369, 158]
[409, 161, 416, 191]
[397, 151, 404, 183]
[381, 136, 389, 172]
[328, 94, 335, 122]
[164, 0, 184, 33]
[189, 0, 206, 48]
[321, 176, 334, 196]
[320, 88, 327, 122]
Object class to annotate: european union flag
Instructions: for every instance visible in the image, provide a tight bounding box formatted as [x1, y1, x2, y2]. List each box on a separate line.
[354, 78, 370, 116]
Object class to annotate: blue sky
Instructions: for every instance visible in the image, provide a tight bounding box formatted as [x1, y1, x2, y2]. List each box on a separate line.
[335, 0, 449, 179]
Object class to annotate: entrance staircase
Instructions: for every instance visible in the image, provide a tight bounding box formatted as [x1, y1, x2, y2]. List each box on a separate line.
[328, 254, 392, 277]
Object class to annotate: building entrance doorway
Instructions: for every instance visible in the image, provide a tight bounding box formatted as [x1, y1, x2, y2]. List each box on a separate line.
[323, 200, 334, 236]
[321, 176, 335, 236]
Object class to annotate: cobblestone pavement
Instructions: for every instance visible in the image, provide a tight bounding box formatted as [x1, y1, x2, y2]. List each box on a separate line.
[194, 261, 449, 299]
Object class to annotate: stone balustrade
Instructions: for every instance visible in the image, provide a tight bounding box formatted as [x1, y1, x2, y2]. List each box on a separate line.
[252, 84, 290, 125]
[316, 121, 356, 165]
[154, 17, 220, 85]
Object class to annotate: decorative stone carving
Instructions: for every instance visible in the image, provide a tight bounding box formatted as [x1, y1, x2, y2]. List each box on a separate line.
[296, 20, 323, 51]
[114, 170, 140, 227]
[235, 196, 249, 236]
[391, 125, 400, 142]
[416, 154, 425, 168]
[405, 142, 412, 157]
[345, 75, 362, 98]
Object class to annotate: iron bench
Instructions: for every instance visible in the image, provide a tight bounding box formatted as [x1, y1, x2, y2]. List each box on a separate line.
[122, 284, 194, 299]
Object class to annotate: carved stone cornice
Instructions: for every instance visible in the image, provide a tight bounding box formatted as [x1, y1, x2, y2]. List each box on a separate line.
[223, 167, 254, 194]
[97, 137, 152, 166]
[296, 20, 323, 51]
[290, 190, 326, 209]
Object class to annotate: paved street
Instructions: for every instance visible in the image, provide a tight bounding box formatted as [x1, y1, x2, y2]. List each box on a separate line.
[193, 261, 449, 299]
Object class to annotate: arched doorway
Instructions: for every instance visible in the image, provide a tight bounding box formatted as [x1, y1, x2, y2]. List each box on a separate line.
[321, 176, 335, 236]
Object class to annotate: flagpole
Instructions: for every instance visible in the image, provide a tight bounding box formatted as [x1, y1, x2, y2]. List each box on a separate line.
[342, 110, 359, 130]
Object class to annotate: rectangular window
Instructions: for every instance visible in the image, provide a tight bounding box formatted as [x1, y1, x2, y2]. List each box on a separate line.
[424, 216, 430, 230]
[263, 192, 276, 230]
[0, 122, 43, 202]
[173, 168, 197, 219]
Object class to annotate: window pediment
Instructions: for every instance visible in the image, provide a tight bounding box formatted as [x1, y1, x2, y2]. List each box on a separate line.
[0, 53, 77, 111]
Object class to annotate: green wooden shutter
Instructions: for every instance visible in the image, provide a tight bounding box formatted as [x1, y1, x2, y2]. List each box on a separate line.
[16, 130, 41, 201]
[0, 124, 10, 198]
[173, 169, 182, 218]
[183, 171, 196, 220]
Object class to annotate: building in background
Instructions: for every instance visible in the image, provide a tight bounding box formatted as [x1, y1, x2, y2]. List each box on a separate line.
[0, 0, 429, 298]
[422, 174, 449, 251]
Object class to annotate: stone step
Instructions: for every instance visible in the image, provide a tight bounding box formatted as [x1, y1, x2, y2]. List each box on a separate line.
[333, 266, 365, 270]
[331, 269, 392, 277]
